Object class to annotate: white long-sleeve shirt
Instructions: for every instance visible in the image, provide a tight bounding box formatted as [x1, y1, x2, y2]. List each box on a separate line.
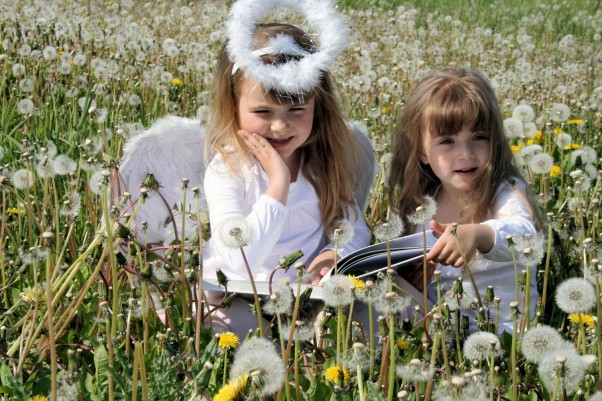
[203, 154, 371, 282]
[426, 180, 538, 333]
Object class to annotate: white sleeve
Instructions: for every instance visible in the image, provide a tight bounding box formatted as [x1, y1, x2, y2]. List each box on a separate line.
[479, 181, 537, 261]
[320, 203, 371, 258]
[204, 163, 288, 275]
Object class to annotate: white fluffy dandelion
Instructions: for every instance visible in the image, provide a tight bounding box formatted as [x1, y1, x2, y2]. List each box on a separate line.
[12, 169, 35, 190]
[230, 337, 285, 397]
[463, 332, 501, 362]
[329, 219, 354, 246]
[52, 154, 77, 176]
[521, 325, 568, 363]
[396, 359, 435, 382]
[17, 98, 35, 115]
[262, 277, 294, 315]
[538, 347, 588, 396]
[555, 277, 596, 314]
[512, 104, 535, 122]
[512, 233, 546, 266]
[503, 117, 524, 138]
[408, 195, 437, 225]
[88, 170, 104, 196]
[549, 103, 571, 122]
[321, 275, 354, 307]
[216, 217, 254, 249]
[555, 133, 573, 149]
[42, 45, 57, 60]
[529, 153, 554, 175]
[374, 213, 404, 242]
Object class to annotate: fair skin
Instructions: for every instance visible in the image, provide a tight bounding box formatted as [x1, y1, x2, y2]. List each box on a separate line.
[235, 78, 335, 282]
[421, 125, 495, 269]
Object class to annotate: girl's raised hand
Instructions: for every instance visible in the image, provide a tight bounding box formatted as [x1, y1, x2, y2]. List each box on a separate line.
[238, 130, 291, 204]
[427, 220, 495, 267]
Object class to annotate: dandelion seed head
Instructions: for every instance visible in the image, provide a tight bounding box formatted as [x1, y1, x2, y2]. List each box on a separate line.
[281, 320, 316, 342]
[230, 337, 285, 396]
[216, 217, 254, 249]
[88, 170, 104, 195]
[52, 154, 77, 175]
[555, 133, 573, 149]
[512, 104, 535, 122]
[12, 169, 35, 190]
[17, 98, 35, 115]
[408, 195, 437, 225]
[373, 282, 411, 316]
[512, 233, 546, 265]
[321, 275, 354, 307]
[396, 359, 435, 382]
[503, 117, 524, 138]
[463, 332, 501, 362]
[529, 153, 554, 175]
[556, 277, 596, 314]
[329, 219, 354, 246]
[262, 277, 293, 315]
[521, 325, 568, 363]
[549, 103, 571, 122]
[443, 282, 475, 311]
[374, 213, 404, 241]
[538, 347, 587, 395]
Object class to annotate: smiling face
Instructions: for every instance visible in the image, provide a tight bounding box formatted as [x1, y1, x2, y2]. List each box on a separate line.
[422, 125, 491, 197]
[237, 78, 315, 167]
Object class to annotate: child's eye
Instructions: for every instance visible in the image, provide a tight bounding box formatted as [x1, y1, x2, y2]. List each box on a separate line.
[289, 106, 307, 112]
[438, 138, 453, 145]
[474, 133, 489, 141]
[253, 110, 270, 114]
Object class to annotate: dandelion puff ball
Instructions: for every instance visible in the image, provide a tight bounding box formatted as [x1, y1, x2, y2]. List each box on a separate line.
[555, 277, 596, 314]
[230, 337, 285, 396]
[520, 325, 567, 363]
[321, 275, 354, 307]
[529, 153, 554, 175]
[590, 392, 602, 401]
[463, 332, 501, 362]
[216, 216, 254, 249]
[549, 103, 571, 122]
[538, 347, 587, 396]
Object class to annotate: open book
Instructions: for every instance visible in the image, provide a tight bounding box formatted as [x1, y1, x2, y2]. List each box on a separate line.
[201, 230, 437, 300]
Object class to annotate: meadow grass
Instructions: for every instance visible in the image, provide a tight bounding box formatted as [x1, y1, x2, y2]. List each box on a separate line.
[0, 0, 601, 400]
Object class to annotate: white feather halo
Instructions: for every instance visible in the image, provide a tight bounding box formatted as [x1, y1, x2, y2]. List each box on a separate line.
[226, 0, 350, 94]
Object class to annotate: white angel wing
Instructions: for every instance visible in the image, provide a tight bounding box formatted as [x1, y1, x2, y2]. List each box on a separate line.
[114, 116, 206, 244]
[347, 120, 376, 211]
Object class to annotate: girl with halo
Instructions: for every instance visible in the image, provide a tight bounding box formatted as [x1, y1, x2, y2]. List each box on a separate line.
[388, 68, 541, 333]
[117, 0, 375, 333]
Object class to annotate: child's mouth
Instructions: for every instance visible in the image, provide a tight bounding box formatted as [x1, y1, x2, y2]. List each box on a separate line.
[455, 167, 477, 175]
[267, 136, 293, 148]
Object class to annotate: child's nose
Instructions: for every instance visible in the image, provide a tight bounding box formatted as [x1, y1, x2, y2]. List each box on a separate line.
[458, 143, 476, 159]
[271, 117, 289, 133]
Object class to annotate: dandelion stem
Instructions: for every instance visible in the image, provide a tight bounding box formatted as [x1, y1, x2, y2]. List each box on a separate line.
[239, 247, 264, 335]
[387, 313, 396, 401]
[541, 218, 554, 310]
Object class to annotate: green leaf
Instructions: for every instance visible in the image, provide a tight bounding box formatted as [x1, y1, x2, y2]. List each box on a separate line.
[94, 344, 109, 386]
[365, 381, 386, 401]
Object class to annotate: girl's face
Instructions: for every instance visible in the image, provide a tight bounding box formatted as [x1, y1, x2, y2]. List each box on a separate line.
[237, 78, 315, 165]
[421, 125, 490, 196]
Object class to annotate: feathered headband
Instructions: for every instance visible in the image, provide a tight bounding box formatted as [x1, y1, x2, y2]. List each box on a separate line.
[226, 0, 350, 94]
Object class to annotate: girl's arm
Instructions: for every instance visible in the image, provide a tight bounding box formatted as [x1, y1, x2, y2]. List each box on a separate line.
[427, 181, 537, 267]
[204, 159, 288, 275]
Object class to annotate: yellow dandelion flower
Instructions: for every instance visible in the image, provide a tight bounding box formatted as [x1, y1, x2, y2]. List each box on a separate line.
[8, 208, 26, 215]
[382, 107, 391, 115]
[171, 78, 182, 86]
[27, 396, 48, 401]
[565, 143, 581, 150]
[549, 165, 561, 178]
[218, 332, 240, 350]
[324, 366, 350, 385]
[511, 145, 521, 155]
[348, 275, 366, 292]
[553, 128, 565, 135]
[213, 374, 248, 401]
[396, 338, 409, 350]
[568, 313, 596, 328]
[532, 131, 544, 144]
[567, 119, 585, 125]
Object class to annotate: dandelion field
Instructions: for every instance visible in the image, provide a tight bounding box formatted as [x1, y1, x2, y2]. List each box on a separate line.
[1, 0, 602, 400]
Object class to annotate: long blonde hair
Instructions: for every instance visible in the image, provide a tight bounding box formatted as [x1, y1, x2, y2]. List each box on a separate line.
[388, 68, 539, 230]
[206, 23, 359, 234]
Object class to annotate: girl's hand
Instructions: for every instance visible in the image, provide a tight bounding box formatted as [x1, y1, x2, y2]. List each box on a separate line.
[238, 130, 291, 203]
[306, 250, 336, 285]
[426, 220, 495, 267]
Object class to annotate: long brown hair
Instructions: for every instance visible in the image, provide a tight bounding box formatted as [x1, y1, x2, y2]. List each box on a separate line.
[388, 68, 539, 230]
[206, 23, 359, 234]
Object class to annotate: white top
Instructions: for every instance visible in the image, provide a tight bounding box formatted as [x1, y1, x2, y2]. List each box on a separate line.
[425, 180, 538, 333]
[203, 153, 371, 282]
